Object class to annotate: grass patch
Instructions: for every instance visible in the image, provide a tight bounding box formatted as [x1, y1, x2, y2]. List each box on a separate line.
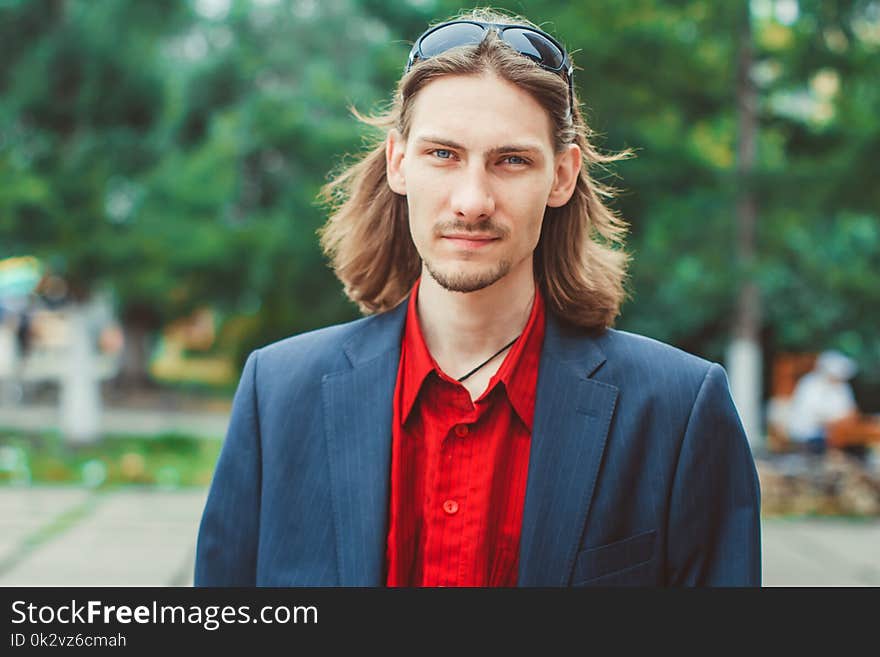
[0, 429, 222, 489]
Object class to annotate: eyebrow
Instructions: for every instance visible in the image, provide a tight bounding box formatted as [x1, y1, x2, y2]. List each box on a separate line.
[414, 135, 544, 158]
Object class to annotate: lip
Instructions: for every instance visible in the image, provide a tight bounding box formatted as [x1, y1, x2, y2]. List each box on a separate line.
[441, 235, 499, 249]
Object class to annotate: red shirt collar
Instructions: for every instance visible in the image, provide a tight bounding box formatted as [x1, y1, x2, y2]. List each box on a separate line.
[399, 275, 546, 430]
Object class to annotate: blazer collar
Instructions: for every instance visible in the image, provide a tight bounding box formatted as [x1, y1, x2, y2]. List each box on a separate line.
[341, 299, 409, 367]
[341, 292, 608, 375]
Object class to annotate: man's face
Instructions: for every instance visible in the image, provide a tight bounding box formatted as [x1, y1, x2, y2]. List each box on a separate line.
[386, 72, 580, 294]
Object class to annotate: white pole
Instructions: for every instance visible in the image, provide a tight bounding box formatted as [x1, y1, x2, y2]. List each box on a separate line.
[726, 337, 763, 451]
[60, 302, 102, 444]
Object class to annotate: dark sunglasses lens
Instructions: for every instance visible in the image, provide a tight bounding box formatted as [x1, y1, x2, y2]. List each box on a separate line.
[419, 23, 487, 58]
[503, 29, 565, 69]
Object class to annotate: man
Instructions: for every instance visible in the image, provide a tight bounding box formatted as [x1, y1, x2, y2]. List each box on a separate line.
[786, 350, 866, 458]
[195, 9, 761, 587]
[786, 350, 857, 455]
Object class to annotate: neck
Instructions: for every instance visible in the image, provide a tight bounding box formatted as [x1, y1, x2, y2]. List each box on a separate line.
[416, 261, 536, 379]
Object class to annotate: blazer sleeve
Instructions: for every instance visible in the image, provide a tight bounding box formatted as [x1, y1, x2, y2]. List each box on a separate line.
[194, 349, 262, 586]
[666, 362, 762, 586]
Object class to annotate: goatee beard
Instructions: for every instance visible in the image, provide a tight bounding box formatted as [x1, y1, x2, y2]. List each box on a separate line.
[424, 259, 512, 293]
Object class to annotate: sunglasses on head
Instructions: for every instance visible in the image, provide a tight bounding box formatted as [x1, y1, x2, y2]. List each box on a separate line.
[405, 20, 575, 119]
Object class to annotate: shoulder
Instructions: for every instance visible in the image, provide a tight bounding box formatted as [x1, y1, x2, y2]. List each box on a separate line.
[597, 328, 715, 380]
[583, 327, 728, 415]
[592, 331, 750, 462]
[249, 311, 390, 382]
[259, 314, 370, 357]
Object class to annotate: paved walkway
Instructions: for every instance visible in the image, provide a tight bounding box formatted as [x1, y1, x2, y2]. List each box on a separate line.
[0, 486, 878, 586]
[0, 487, 207, 586]
[761, 516, 880, 585]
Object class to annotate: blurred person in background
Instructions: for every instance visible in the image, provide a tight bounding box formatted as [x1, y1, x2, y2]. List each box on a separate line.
[786, 350, 867, 460]
[13, 295, 35, 402]
[15, 294, 35, 362]
[195, 8, 761, 587]
[0, 293, 37, 405]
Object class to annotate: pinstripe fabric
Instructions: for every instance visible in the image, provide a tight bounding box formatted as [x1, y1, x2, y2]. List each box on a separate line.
[195, 293, 761, 587]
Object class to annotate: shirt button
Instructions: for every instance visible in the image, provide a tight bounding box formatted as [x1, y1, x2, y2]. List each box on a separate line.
[442, 500, 459, 515]
[454, 424, 469, 437]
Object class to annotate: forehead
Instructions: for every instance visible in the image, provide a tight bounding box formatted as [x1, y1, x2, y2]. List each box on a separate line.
[406, 73, 555, 152]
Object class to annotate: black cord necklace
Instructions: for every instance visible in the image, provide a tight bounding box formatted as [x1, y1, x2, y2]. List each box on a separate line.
[456, 336, 519, 382]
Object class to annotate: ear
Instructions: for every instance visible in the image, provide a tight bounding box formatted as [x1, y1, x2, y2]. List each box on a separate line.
[546, 143, 581, 208]
[386, 128, 407, 195]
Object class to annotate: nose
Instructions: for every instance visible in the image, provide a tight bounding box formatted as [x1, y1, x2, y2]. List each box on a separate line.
[450, 165, 496, 221]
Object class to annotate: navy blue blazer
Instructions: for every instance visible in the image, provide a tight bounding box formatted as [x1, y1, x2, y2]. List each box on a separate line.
[195, 295, 761, 587]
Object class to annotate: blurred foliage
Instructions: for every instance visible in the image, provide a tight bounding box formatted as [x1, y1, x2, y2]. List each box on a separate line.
[0, 429, 222, 488]
[1, 0, 878, 392]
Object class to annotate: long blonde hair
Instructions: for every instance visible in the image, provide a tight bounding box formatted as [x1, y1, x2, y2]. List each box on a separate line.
[319, 8, 631, 331]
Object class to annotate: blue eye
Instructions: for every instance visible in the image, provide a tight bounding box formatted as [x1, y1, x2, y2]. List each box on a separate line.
[505, 155, 528, 165]
[433, 149, 453, 159]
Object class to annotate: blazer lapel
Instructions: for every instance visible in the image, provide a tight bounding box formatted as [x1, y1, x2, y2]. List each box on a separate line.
[322, 300, 409, 586]
[517, 314, 619, 586]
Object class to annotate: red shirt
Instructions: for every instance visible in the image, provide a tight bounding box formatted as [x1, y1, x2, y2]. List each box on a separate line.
[385, 276, 546, 587]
